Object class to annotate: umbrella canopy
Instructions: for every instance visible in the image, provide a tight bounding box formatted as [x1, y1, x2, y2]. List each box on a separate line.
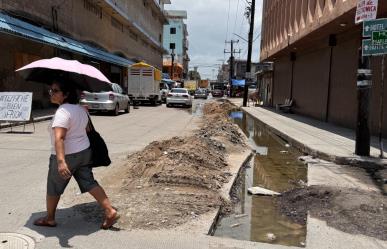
[16, 57, 112, 92]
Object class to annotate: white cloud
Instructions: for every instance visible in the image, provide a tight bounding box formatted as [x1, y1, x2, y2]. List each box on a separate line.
[166, 0, 263, 80]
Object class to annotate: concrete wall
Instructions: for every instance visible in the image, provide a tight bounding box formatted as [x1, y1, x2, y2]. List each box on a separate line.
[272, 57, 292, 105]
[0, 34, 54, 108]
[292, 47, 331, 120]
[328, 33, 359, 129]
[271, 31, 387, 137]
[1, 0, 163, 68]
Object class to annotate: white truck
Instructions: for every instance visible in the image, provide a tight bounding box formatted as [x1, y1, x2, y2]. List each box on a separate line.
[127, 62, 162, 105]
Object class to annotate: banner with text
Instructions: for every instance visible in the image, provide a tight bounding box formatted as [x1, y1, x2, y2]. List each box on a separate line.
[0, 92, 32, 121]
[355, 0, 378, 24]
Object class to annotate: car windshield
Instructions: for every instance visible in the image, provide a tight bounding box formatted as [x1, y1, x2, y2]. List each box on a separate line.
[171, 89, 187, 93]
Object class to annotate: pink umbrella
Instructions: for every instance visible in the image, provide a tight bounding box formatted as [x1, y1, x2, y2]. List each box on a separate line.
[16, 57, 112, 92]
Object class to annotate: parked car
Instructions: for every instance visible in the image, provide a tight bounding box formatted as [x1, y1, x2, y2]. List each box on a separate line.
[194, 88, 208, 99]
[80, 83, 130, 115]
[160, 82, 170, 103]
[166, 88, 193, 108]
[211, 89, 224, 97]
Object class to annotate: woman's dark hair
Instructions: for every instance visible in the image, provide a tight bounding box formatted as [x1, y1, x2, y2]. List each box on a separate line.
[52, 77, 79, 104]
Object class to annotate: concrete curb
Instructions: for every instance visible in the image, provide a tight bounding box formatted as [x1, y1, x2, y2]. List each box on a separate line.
[207, 152, 253, 236]
[229, 104, 386, 170]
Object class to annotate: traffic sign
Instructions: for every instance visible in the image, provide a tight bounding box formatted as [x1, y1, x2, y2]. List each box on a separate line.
[372, 30, 387, 45]
[363, 18, 387, 37]
[362, 39, 387, 56]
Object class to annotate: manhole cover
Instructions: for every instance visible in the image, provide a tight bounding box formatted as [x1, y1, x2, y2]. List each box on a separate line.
[0, 233, 35, 249]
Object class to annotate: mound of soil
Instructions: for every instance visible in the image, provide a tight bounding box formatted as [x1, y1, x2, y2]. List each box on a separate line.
[276, 185, 387, 240]
[96, 100, 248, 230]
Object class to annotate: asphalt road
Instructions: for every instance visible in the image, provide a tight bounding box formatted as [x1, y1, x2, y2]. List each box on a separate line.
[0, 100, 205, 248]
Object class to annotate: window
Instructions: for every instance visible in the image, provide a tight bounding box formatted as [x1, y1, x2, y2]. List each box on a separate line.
[170, 43, 175, 49]
[170, 27, 176, 34]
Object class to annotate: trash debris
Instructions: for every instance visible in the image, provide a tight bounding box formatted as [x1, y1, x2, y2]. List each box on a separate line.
[266, 233, 276, 241]
[280, 150, 288, 154]
[248, 186, 281, 196]
[234, 214, 248, 219]
[230, 223, 242, 228]
[285, 144, 290, 148]
[300, 242, 306, 246]
[163, 151, 168, 155]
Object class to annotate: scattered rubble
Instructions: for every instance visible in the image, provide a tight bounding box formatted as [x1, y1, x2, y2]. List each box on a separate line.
[75, 100, 247, 230]
[247, 186, 281, 196]
[276, 185, 387, 240]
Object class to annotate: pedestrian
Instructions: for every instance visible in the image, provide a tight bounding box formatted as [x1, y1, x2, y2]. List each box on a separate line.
[33, 78, 119, 229]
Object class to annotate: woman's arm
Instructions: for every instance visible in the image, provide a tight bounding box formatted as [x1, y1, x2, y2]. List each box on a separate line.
[54, 127, 71, 180]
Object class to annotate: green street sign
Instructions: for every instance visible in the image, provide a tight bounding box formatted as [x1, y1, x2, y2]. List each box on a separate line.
[372, 30, 387, 45]
[362, 39, 387, 56]
[363, 18, 387, 37]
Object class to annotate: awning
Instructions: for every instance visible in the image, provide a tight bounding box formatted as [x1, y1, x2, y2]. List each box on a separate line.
[232, 79, 245, 86]
[0, 12, 134, 67]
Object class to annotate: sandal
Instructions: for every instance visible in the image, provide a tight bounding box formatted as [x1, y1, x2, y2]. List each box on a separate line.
[101, 212, 120, 230]
[33, 217, 57, 227]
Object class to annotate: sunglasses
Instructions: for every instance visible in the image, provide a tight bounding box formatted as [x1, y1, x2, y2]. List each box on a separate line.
[48, 88, 62, 95]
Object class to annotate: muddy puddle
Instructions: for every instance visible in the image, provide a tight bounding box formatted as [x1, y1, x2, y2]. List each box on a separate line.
[213, 110, 308, 247]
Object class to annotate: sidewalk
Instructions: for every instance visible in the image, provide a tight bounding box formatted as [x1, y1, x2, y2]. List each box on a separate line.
[228, 98, 387, 168]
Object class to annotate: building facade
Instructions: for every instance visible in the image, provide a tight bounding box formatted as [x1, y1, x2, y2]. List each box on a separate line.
[260, 0, 387, 136]
[0, 0, 169, 109]
[163, 10, 189, 79]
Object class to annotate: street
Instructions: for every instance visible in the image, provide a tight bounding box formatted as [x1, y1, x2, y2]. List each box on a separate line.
[0, 100, 204, 235]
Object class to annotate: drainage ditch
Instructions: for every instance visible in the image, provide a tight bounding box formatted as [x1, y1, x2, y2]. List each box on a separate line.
[212, 110, 308, 247]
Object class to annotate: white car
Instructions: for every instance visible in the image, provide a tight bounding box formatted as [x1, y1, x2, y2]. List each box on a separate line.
[166, 88, 192, 108]
[80, 83, 130, 115]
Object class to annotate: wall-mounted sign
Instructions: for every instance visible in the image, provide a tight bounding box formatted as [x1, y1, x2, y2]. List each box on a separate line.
[363, 18, 387, 37]
[355, 0, 378, 24]
[0, 92, 32, 121]
[372, 30, 387, 45]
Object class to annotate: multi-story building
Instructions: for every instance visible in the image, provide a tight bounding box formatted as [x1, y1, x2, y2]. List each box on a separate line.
[260, 0, 387, 136]
[217, 64, 229, 83]
[162, 10, 189, 80]
[0, 0, 170, 109]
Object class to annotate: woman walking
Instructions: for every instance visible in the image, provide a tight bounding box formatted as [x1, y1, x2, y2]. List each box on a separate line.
[33, 79, 119, 229]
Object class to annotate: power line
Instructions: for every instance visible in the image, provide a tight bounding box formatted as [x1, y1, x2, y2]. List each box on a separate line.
[233, 0, 241, 34]
[225, 0, 231, 42]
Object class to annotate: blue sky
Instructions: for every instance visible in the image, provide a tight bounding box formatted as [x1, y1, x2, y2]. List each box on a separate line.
[166, 0, 263, 80]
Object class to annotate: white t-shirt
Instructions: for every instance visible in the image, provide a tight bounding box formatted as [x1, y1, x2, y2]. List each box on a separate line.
[50, 104, 90, 155]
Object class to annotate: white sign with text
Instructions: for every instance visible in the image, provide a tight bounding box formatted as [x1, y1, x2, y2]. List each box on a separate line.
[0, 92, 33, 121]
[355, 0, 378, 24]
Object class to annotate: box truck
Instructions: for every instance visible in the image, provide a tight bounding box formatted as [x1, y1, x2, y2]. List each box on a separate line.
[127, 62, 162, 105]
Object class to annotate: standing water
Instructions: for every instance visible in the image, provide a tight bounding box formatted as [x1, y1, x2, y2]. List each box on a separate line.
[213, 111, 307, 247]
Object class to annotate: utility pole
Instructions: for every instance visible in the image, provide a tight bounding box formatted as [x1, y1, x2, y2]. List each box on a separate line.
[225, 40, 240, 97]
[171, 49, 175, 80]
[355, 54, 372, 156]
[243, 0, 256, 107]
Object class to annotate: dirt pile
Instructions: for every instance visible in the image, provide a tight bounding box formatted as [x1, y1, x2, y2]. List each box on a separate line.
[99, 100, 247, 230]
[277, 185, 387, 240]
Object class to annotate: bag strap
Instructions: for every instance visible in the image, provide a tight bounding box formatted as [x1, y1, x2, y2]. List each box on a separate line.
[87, 114, 95, 132]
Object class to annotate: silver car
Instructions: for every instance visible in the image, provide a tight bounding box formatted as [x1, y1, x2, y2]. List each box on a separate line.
[166, 88, 192, 108]
[80, 83, 130, 115]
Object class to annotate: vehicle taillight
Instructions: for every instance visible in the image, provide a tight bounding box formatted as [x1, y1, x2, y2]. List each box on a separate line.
[167, 94, 173, 97]
[80, 92, 85, 99]
[109, 94, 115, 100]
[183, 95, 189, 98]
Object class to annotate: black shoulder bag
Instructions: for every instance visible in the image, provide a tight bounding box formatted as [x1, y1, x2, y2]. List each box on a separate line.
[87, 116, 111, 167]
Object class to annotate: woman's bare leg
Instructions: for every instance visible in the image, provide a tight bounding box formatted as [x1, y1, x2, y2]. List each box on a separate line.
[88, 185, 116, 217]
